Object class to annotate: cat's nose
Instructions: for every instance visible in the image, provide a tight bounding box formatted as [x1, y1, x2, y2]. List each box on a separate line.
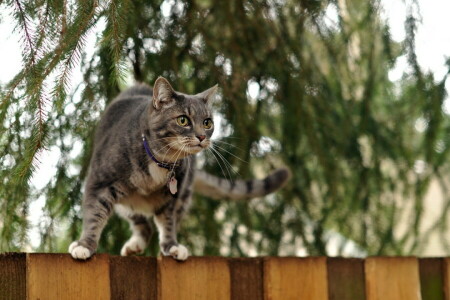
[197, 135, 206, 142]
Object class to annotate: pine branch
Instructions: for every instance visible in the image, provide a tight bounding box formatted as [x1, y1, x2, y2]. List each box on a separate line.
[10, 1, 49, 182]
[104, 0, 130, 85]
[13, 90, 49, 183]
[14, 0, 36, 64]
[5, 0, 100, 182]
[54, 1, 99, 108]
[0, 70, 25, 111]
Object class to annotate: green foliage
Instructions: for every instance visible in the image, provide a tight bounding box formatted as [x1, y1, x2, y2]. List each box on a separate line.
[1, 0, 449, 256]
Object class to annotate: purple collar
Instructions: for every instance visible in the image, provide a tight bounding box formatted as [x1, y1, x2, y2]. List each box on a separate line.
[141, 134, 181, 170]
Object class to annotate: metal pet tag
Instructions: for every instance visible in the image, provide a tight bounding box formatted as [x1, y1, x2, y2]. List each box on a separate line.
[169, 176, 178, 195]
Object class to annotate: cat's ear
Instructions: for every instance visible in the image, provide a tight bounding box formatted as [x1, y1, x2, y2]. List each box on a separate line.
[153, 77, 175, 109]
[196, 84, 218, 105]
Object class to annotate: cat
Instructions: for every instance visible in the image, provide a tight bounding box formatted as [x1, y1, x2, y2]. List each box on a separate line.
[69, 77, 290, 261]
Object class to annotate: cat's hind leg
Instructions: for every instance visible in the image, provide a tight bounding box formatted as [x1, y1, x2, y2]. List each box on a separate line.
[118, 211, 153, 256]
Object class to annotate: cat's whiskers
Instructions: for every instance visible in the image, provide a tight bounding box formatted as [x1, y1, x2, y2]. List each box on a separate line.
[158, 137, 189, 167]
[161, 142, 176, 161]
[169, 142, 188, 175]
[205, 146, 239, 181]
[174, 137, 193, 154]
[177, 137, 204, 155]
[212, 140, 246, 152]
[154, 136, 196, 162]
[155, 140, 180, 156]
[146, 136, 178, 158]
[204, 148, 230, 180]
[152, 137, 238, 180]
[150, 136, 173, 141]
[209, 146, 239, 178]
[211, 143, 248, 164]
[147, 136, 177, 145]
[219, 136, 243, 140]
[153, 140, 182, 162]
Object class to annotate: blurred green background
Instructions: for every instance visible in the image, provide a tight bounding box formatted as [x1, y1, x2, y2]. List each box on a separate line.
[1, 0, 450, 257]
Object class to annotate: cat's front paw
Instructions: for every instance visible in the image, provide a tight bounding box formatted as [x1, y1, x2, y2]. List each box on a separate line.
[69, 241, 93, 260]
[168, 244, 189, 261]
[120, 236, 147, 256]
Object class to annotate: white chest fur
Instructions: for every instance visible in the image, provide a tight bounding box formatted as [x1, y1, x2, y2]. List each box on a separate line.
[149, 163, 168, 187]
[120, 163, 170, 216]
[128, 162, 169, 195]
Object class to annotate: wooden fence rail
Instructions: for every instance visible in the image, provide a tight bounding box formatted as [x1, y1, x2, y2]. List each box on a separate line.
[0, 253, 449, 299]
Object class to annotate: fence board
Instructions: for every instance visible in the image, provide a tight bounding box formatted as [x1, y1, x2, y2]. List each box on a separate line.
[263, 257, 328, 300]
[443, 258, 450, 300]
[158, 256, 230, 300]
[0, 253, 26, 300]
[419, 258, 444, 300]
[5, 253, 450, 299]
[365, 257, 421, 300]
[229, 257, 264, 300]
[110, 256, 157, 300]
[27, 253, 110, 300]
[327, 257, 366, 300]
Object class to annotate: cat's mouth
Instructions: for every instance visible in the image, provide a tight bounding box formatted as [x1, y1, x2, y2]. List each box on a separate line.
[169, 138, 210, 156]
[191, 143, 209, 150]
[184, 141, 210, 154]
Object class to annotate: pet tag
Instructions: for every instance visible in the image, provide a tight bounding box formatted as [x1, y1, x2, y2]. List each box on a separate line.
[169, 176, 178, 195]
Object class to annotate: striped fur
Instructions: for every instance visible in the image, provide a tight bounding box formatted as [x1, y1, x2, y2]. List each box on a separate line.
[69, 77, 290, 262]
[194, 168, 291, 200]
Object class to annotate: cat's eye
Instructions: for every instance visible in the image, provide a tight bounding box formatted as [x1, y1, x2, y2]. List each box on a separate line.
[176, 115, 190, 127]
[203, 118, 213, 129]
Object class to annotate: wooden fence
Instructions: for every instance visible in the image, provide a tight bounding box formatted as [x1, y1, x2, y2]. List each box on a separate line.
[0, 253, 449, 299]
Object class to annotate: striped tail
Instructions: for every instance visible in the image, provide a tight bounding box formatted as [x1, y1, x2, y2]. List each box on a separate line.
[193, 168, 291, 200]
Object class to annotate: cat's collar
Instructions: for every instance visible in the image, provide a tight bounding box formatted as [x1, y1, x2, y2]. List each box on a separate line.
[142, 134, 181, 170]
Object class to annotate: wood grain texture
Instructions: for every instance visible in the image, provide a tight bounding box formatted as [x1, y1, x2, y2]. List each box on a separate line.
[0, 253, 26, 300]
[229, 257, 264, 300]
[263, 257, 328, 300]
[365, 257, 421, 300]
[442, 258, 450, 300]
[110, 256, 157, 300]
[27, 253, 110, 300]
[158, 256, 230, 300]
[8, 253, 450, 299]
[419, 258, 444, 300]
[327, 257, 366, 300]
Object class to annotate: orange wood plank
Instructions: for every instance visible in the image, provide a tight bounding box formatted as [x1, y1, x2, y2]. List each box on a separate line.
[263, 257, 328, 300]
[0, 253, 26, 300]
[27, 253, 110, 300]
[365, 257, 421, 300]
[158, 256, 230, 300]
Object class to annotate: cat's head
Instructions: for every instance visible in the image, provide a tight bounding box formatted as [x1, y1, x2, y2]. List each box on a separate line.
[148, 77, 217, 160]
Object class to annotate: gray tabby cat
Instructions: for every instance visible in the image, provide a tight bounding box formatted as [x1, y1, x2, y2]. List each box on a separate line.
[69, 77, 290, 261]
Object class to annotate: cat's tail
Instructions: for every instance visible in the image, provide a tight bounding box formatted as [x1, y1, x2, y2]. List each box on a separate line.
[193, 168, 291, 200]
